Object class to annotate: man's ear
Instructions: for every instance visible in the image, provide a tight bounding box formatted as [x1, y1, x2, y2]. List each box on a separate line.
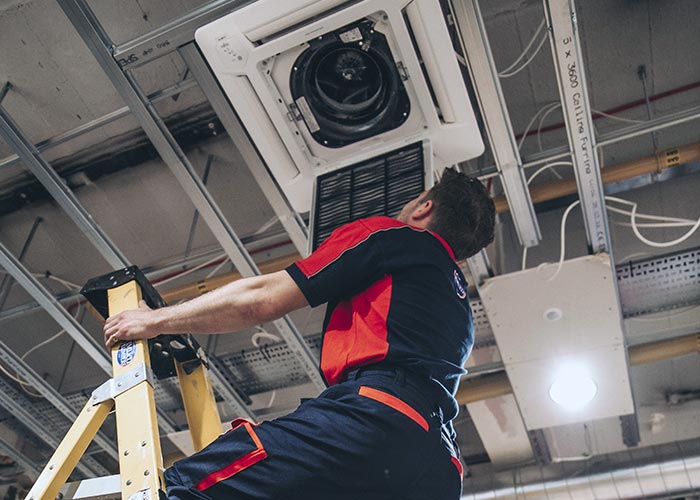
[412, 199, 434, 221]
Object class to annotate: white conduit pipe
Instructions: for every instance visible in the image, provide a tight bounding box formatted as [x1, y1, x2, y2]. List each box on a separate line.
[464, 455, 700, 500]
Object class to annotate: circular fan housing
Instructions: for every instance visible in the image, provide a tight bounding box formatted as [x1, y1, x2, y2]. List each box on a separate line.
[290, 20, 411, 148]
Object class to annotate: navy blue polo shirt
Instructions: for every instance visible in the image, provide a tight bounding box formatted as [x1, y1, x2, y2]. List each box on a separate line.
[286, 216, 474, 407]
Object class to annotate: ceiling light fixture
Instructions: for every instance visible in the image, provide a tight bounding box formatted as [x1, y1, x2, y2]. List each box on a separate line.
[549, 364, 598, 411]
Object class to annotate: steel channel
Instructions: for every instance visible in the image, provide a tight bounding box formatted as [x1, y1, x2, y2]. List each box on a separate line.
[58, 0, 324, 406]
[0, 78, 197, 171]
[0, 108, 184, 430]
[0, 240, 112, 374]
[544, 0, 611, 254]
[0, 339, 119, 462]
[0, 240, 178, 434]
[452, 0, 540, 248]
[0, 82, 11, 104]
[178, 43, 310, 256]
[596, 104, 700, 149]
[112, 0, 254, 70]
[184, 154, 215, 259]
[0, 386, 107, 477]
[489, 104, 700, 174]
[466, 250, 493, 287]
[0, 229, 291, 324]
[0, 439, 41, 479]
[0, 107, 130, 268]
[0, 216, 42, 311]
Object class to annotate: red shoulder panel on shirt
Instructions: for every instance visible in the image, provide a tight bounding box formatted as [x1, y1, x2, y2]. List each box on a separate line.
[296, 217, 402, 278]
[296, 216, 455, 279]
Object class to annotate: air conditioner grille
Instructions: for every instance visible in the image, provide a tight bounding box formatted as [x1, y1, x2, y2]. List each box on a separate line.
[312, 142, 425, 250]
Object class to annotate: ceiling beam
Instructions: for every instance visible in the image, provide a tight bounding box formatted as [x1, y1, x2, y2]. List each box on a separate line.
[178, 43, 310, 256]
[0, 338, 119, 463]
[0, 379, 108, 478]
[57, 0, 326, 394]
[0, 438, 41, 479]
[0, 241, 180, 433]
[453, 0, 541, 248]
[0, 107, 129, 269]
[0, 78, 197, 171]
[543, 0, 612, 254]
[112, 0, 253, 70]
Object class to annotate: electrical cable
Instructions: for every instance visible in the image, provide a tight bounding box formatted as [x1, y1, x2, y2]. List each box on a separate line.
[527, 161, 573, 185]
[0, 363, 42, 397]
[498, 19, 546, 77]
[251, 328, 282, 347]
[606, 196, 700, 247]
[606, 205, 697, 225]
[21, 330, 66, 361]
[5, 272, 83, 396]
[155, 252, 227, 287]
[204, 257, 230, 280]
[532, 200, 580, 281]
[591, 108, 645, 125]
[498, 32, 549, 79]
[536, 103, 562, 152]
[519, 102, 560, 151]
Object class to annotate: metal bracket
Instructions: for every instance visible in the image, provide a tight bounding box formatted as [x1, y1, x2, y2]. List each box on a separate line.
[396, 61, 409, 81]
[0, 82, 12, 104]
[127, 489, 153, 500]
[90, 363, 154, 405]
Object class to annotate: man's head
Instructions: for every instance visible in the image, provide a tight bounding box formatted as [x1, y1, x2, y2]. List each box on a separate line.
[396, 167, 495, 260]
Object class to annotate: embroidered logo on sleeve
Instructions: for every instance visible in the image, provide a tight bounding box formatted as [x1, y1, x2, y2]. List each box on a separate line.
[453, 270, 467, 299]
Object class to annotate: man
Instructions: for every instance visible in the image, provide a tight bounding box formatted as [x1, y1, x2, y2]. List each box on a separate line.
[104, 167, 495, 500]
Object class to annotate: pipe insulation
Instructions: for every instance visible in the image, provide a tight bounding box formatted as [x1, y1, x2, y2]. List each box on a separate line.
[464, 454, 700, 499]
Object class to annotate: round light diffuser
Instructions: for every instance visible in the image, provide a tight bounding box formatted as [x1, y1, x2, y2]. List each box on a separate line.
[549, 364, 598, 411]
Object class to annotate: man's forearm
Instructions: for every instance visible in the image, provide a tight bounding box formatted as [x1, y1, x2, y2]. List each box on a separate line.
[104, 270, 309, 347]
[152, 276, 265, 335]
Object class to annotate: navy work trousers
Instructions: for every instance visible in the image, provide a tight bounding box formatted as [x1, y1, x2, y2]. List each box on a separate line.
[165, 369, 463, 500]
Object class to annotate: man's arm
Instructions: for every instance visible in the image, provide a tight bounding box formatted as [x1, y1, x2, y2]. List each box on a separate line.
[103, 270, 308, 348]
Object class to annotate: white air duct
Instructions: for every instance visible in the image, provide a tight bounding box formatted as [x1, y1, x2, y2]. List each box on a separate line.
[465, 455, 700, 500]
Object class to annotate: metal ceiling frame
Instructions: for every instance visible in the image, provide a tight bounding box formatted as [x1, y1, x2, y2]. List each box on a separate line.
[0, 98, 255, 425]
[543, 0, 612, 255]
[0, 241, 112, 374]
[0, 240, 185, 435]
[56, 0, 325, 394]
[0, 337, 119, 462]
[0, 78, 198, 171]
[452, 0, 541, 249]
[112, 0, 253, 70]
[0, 439, 40, 479]
[0, 106, 216, 429]
[0, 380, 107, 478]
[178, 44, 309, 256]
[0, 107, 130, 269]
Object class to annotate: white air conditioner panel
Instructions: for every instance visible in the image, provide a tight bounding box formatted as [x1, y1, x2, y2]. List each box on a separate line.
[196, 0, 484, 212]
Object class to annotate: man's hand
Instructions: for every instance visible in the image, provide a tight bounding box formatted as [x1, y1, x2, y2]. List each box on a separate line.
[104, 300, 162, 349]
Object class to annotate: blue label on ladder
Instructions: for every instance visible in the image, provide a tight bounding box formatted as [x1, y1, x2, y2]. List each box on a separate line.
[117, 341, 136, 366]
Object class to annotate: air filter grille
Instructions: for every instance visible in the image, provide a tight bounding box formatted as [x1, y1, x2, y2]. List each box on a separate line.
[312, 142, 425, 250]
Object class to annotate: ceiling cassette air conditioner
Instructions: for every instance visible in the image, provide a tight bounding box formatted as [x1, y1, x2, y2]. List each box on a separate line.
[196, 0, 484, 213]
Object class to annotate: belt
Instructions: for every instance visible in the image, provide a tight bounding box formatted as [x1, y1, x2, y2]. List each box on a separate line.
[347, 365, 457, 424]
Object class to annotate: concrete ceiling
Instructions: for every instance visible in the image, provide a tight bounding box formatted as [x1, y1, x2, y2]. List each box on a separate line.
[0, 0, 699, 498]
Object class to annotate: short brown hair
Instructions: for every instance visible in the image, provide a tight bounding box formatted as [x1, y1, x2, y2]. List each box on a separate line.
[423, 167, 495, 260]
